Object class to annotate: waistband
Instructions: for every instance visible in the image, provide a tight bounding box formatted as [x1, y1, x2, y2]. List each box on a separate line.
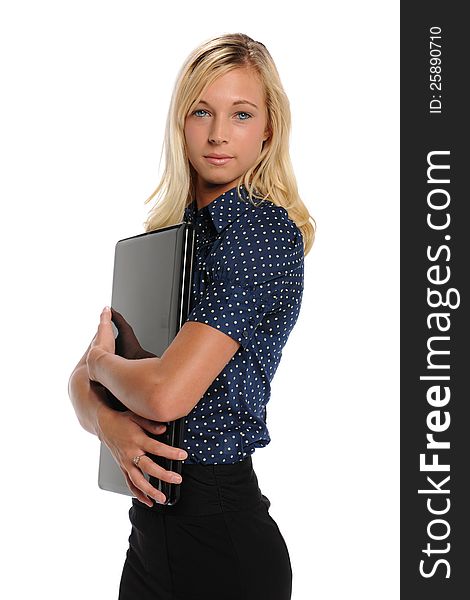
[132, 456, 269, 516]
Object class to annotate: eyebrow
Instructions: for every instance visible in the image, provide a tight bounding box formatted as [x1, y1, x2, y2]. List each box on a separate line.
[198, 99, 259, 110]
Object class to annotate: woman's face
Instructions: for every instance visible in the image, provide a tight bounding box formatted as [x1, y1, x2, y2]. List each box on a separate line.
[184, 67, 270, 200]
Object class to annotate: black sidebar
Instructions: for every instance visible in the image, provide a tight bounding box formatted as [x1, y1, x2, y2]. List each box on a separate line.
[401, 3, 469, 598]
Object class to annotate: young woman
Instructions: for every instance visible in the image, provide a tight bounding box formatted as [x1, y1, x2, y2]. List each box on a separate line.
[69, 32, 315, 600]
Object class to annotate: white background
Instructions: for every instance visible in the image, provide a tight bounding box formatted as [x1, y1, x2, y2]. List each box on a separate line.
[0, 1, 399, 598]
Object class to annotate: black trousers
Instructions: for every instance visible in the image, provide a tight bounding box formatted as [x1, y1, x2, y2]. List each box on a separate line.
[118, 456, 292, 600]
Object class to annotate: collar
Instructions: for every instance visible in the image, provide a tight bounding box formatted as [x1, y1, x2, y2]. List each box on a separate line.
[184, 184, 264, 234]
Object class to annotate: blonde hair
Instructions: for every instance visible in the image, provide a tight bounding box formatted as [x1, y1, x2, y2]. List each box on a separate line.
[143, 33, 316, 256]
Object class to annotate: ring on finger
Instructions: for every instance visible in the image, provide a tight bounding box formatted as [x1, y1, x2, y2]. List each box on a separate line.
[132, 453, 146, 468]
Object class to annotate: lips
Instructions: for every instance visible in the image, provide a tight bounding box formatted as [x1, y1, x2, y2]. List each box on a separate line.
[204, 154, 233, 166]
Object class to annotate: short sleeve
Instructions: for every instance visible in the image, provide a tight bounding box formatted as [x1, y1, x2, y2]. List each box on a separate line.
[185, 279, 269, 349]
[185, 205, 304, 350]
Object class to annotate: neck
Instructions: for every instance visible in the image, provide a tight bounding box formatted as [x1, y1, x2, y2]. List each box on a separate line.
[195, 181, 241, 211]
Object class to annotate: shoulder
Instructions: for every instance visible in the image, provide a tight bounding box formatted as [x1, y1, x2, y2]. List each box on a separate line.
[232, 199, 303, 249]
[215, 199, 304, 283]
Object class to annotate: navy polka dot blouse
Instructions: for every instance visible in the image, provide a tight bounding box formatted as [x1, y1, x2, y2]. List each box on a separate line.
[181, 184, 304, 465]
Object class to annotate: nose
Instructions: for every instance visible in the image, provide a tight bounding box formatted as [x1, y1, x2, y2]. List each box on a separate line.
[208, 115, 229, 144]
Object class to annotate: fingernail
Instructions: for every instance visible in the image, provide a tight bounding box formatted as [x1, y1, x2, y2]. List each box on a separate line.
[178, 451, 187, 459]
[171, 474, 182, 483]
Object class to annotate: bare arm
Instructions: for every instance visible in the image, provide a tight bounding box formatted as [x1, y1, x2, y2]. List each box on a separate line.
[87, 318, 241, 423]
[86, 349, 164, 421]
[68, 336, 189, 506]
[68, 339, 111, 437]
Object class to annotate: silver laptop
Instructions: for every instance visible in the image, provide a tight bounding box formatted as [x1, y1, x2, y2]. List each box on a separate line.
[98, 222, 195, 505]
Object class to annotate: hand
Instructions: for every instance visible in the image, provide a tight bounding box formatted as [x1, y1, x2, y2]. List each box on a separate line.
[87, 306, 115, 382]
[96, 405, 188, 506]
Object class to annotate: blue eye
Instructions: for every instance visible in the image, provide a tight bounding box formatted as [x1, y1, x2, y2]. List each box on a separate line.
[191, 109, 252, 120]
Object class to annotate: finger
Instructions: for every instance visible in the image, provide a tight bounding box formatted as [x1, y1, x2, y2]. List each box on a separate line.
[137, 455, 182, 486]
[146, 437, 188, 462]
[120, 467, 154, 507]
[100, 306, 112, 324]
[129, 465, 167, 504]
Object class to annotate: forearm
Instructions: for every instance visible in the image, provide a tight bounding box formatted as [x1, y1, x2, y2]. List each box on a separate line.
[88, 348, 163, 421]
[68, 364, 112, 438]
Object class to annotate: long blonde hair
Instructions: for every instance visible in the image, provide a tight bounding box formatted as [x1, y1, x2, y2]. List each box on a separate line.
[143, 33, 316, 256]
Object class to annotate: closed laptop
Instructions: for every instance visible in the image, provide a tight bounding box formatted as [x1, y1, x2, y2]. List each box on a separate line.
[98, 222, 195, 505]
